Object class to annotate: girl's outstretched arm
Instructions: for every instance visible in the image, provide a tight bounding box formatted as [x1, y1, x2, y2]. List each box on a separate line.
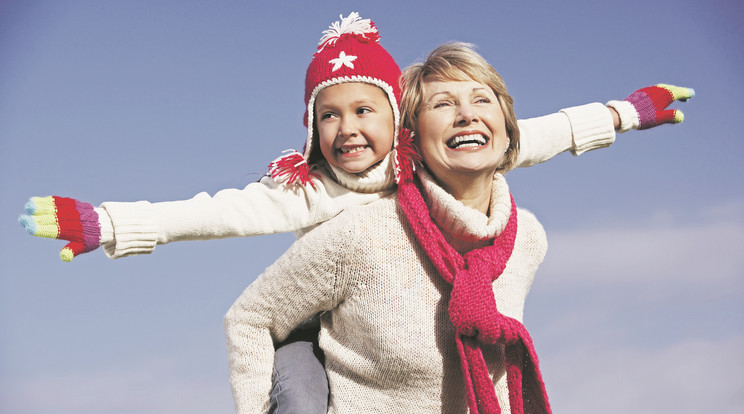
[607, 84, 694, 132]
[515, 84, 694, 168]
[18, 166, 387, 261]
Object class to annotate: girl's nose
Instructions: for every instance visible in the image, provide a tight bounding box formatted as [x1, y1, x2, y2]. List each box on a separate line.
[339, 118, 359, 137]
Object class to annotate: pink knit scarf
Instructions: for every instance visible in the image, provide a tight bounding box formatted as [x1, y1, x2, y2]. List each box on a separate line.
[397, 177, 552, 414]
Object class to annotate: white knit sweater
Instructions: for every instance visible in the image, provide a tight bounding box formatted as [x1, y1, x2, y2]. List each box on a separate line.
[224, 170, 547, 413]
[97, 102, 612, 258]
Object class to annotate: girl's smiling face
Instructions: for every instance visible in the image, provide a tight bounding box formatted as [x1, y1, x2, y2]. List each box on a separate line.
[315, 82, 395, 174]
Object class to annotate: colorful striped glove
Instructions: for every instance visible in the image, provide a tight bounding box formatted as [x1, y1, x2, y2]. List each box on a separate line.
[19, 196, 101, 262]
[608, 84, 695, 132]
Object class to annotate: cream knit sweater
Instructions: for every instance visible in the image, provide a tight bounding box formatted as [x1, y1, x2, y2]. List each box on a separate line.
[225, 170, 547, 414]
[97, 103, 612, 258]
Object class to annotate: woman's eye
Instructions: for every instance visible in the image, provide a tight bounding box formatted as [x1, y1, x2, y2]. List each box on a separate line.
[475, 96, 491, 104]
[433, 101, 452, 109]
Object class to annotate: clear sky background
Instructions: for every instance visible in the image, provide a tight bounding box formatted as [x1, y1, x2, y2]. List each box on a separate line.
[1, 1, 742, 413]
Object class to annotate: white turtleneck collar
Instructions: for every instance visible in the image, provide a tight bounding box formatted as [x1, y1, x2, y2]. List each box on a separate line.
[325, 151, 397, 194]
[418, 168, 512, 243]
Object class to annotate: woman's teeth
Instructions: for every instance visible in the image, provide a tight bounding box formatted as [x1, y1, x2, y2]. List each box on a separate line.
[447, 134, 487, 149]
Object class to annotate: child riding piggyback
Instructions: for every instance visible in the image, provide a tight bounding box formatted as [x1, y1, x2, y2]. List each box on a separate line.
[20, 12, 671, 265]
[18, 11, 694, 414]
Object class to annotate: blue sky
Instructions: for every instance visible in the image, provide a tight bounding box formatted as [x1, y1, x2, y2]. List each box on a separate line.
[1, 1, 742, 413]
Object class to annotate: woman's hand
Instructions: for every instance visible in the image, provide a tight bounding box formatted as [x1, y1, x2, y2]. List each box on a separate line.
[19, 196, 102, 262]
[608, 84, 695, 132]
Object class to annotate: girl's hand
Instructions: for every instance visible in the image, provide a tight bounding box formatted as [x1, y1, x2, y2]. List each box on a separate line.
[608, 84, 695, 132]
[19, 196, 101, 262]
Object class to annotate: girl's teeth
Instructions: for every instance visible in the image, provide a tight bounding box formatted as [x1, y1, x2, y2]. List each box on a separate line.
[340, 146, 366, 154]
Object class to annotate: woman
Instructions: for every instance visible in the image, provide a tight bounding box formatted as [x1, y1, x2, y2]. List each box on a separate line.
[394, 43, 549, 414]
[224, 43, 692, 413]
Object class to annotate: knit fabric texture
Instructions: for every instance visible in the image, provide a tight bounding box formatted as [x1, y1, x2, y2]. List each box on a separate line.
[397, 174, 551, 414]
[225, 170, 548, 413]
[19, 196, 101, 262]
[606, 83, 695, 132]
[624, 84, 694, 129]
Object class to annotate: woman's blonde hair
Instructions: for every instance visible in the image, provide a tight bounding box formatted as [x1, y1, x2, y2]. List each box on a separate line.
[400, 42, 520, 172]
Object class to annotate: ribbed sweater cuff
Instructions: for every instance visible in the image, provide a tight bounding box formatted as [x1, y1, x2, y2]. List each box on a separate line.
[606, 100, 639, 133]
[561, 102, 616, 155]
[94, 207, 114, 245]
[99, 201, 158, 259]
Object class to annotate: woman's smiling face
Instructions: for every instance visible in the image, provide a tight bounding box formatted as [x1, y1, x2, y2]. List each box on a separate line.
[415, 78, 510, 185]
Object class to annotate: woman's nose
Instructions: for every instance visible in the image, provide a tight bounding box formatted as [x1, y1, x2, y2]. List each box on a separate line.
[455, 103, 478, 125]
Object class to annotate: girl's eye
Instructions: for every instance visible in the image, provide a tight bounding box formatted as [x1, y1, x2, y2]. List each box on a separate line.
[320, 112, 337, 120]
[356, 107, 372, 115]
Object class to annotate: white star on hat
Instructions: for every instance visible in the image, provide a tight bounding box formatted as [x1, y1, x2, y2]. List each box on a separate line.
[329, 51, 357, 71]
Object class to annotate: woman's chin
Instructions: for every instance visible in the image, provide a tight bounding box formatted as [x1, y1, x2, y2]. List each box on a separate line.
[428, 164, 498, 187]
[444, 158, 500, 177]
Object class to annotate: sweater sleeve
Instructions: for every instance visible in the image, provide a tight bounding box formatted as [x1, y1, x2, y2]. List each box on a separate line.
[98, 173, 383, 259]
[224, 212, 356, 414]
[515, 102, 616, 168]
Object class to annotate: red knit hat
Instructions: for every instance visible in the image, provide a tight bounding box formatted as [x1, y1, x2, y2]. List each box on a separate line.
[268, 12, 404, 186]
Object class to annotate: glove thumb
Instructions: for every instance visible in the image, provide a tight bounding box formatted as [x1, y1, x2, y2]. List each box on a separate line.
[652, 108, 684, 128]
[60, 241, 86, 262]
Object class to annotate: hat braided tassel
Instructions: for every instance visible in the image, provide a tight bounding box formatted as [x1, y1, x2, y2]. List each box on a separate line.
[267, 150, 319, 188]
[394, 128, 420, 184]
